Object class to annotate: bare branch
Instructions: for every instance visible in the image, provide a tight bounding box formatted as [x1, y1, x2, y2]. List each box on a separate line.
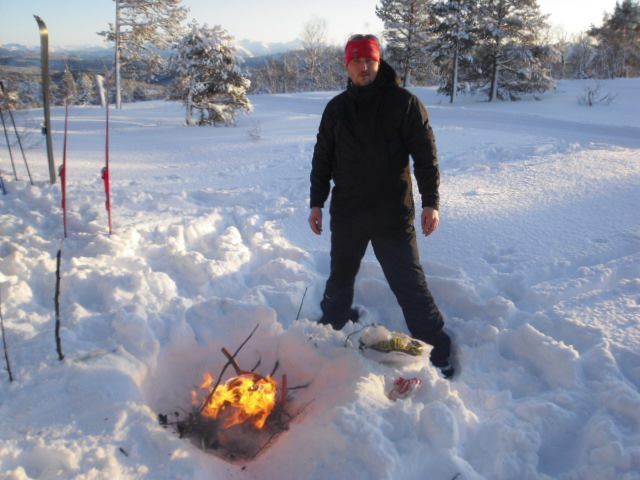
[0, 288, 14, 382]
[54, 248, 65, 361]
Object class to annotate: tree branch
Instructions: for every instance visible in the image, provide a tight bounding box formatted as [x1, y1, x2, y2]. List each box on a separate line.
[0, 288, 14, 382]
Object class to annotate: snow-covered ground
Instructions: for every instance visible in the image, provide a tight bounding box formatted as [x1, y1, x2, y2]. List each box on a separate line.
[1, 78, 639, 480]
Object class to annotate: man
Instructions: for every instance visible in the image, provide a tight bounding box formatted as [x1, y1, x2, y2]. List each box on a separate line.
[308, 34, 454, 379]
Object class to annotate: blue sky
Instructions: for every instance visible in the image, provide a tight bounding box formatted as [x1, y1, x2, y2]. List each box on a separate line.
[0, 0, 620, 48]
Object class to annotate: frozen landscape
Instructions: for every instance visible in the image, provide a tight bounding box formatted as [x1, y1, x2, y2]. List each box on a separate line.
[1, 78, 639, 479]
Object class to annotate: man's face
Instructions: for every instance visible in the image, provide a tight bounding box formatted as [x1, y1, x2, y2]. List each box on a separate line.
[347, 58, 380, 87]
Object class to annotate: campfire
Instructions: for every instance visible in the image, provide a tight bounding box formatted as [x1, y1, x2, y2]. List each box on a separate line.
[160, 325, 307, 461]
[194, 371, 279, 430]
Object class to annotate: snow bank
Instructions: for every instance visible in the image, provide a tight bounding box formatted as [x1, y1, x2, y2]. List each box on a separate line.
[1, 78, 639, 479]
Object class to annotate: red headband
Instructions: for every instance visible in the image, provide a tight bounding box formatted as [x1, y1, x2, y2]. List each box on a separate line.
[344, 35, 381, 66]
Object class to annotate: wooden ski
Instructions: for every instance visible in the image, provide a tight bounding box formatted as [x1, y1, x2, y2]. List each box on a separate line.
[34, 15, 56, 184]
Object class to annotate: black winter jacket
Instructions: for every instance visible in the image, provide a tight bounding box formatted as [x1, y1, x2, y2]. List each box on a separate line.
[310, 60, 440, 224]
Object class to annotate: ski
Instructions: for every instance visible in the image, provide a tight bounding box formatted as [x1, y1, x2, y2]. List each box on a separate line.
[0, 174, 6, 195]
[34, 15, 56, 184]
[102, 73, 112, 235]
[60, 100, 69, 238]
[0, 107, 18, 181]
[0, 81, 33, 185]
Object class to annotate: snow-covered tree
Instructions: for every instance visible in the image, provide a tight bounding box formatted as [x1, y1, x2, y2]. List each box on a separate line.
[547, 27, 571, 79]
[376, 0, 432, 86]
[564, 33, 596, 79]
[0, 81, 18, 110]
[429, 0, 478, 102]
[99, 0, 188, 109]
[299, 17, 328, 90]
[169, 22, 252, 126]
[589, 0, 640, 78]
[249, 47, 345, 94]
[61, 65, 77, 104]
[472, 0, 555, 101]
[76, 73, 98, 105]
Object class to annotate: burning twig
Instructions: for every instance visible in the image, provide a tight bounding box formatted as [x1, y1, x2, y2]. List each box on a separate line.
[221, 347, 242, 375]
[295, 286, 308, 320]
[280, 374, 287, 407]
[285, 382, 312, 391]
[54, 248, 65, 361]
[0, 289, 14, 382]
[270, 360, 280, 377]
[250, 358, 261, 372]
[199, 323, 260, 413]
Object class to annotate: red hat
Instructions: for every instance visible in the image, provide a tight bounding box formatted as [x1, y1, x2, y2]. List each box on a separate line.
[344, 35, 381, 66]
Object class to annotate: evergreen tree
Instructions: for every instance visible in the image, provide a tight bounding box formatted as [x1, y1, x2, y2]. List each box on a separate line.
[99, 0, 188, 109]
[0, 82, 18, 110]
[376, 0, 432, 86]
[472, 0, 555, 101]
[169, 22, 252, 126]
[589, 0, 640, 78]
[429, 0, 478, 102]
[62, 65, 78, 104]
[75, 73, 97, 105]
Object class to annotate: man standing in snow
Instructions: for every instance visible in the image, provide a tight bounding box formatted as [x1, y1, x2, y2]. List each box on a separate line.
[308, 34, 454, 378]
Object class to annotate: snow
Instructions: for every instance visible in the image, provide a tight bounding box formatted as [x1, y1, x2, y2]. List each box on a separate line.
[1, 78, 639, 479]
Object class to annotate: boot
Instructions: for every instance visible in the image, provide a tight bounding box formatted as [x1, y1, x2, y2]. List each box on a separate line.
[428, 331, 455, 379]
[319, 307, 360, 330]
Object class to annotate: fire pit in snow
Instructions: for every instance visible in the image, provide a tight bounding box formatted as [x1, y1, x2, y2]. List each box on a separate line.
[159, 325, 308, 461]
[196, 371, 279, 430]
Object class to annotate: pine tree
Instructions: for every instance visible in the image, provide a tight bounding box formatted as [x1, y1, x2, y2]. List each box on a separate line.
[76, 73, 97, 105]
[376, 0, 432, 86]
[99, 0, 188, 109]
[589, 0, 640, 78]
[429, 0, 478, 102]
[169, 22, 252, 126]
[473, 0, 555, 101]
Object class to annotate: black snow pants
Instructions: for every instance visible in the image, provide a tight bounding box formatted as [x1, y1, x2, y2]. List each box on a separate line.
[320, 211, 445, 344]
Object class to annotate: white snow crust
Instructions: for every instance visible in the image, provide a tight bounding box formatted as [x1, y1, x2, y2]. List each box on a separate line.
[1, 79, 639, 479]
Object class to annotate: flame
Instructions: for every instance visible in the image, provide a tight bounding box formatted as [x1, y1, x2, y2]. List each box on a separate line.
[193, 373, 278, 430]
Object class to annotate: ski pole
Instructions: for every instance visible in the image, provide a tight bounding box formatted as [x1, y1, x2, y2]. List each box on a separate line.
[60, 99, 69, 238]
[102, 72, 112, 235]
[0, 108, 17, 181]
[0, 82, 32, 185]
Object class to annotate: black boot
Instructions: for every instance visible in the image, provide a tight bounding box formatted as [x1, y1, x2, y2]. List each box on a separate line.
[428, 331, 455, 379]
[319, 307, 360, 330]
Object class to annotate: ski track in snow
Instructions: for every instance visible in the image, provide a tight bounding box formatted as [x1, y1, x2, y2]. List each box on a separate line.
[1, 79, 639, 479]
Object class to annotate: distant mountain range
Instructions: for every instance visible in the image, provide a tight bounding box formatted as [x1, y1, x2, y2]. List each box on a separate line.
[0, 39, 301, 70]
[236, 39, 301, 57]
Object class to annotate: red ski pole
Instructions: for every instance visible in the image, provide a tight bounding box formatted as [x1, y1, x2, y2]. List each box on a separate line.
[102, 73, 112, 235]
[59, 99, 69, 238]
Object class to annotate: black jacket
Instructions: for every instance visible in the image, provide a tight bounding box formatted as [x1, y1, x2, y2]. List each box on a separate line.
[310, 60, 440, 223]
